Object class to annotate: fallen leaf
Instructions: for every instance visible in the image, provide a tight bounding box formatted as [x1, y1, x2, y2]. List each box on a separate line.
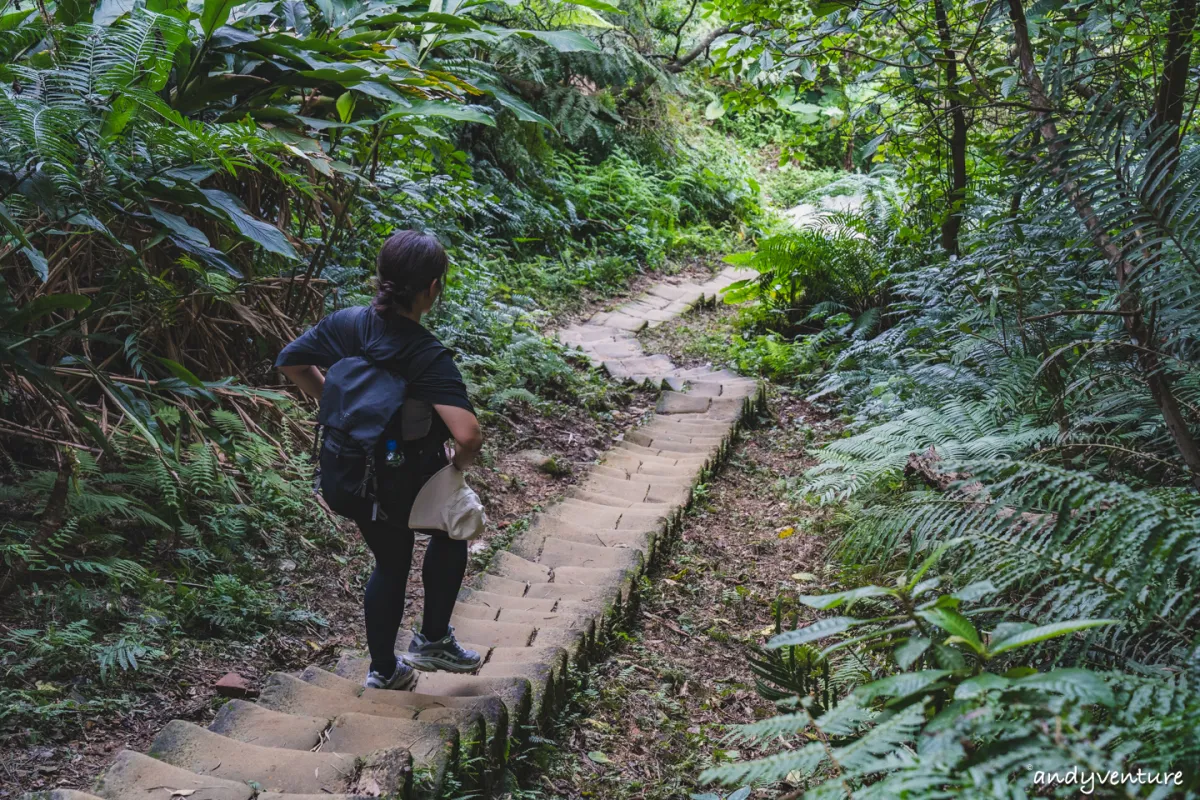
[587, 750, 612, 765]
[791, 571, 817, 582]
[777, 526, 795, 539]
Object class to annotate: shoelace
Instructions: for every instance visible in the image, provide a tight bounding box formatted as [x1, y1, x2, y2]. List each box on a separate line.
[440, 633, 470, 658]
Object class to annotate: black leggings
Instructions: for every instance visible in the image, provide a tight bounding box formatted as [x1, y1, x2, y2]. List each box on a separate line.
[357, 519, 467, 676]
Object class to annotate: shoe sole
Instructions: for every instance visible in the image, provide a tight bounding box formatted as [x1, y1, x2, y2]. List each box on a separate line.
[404, 653, 482, 673]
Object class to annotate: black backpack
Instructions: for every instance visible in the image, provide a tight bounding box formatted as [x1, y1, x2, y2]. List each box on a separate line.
[313, 344, 445, 522]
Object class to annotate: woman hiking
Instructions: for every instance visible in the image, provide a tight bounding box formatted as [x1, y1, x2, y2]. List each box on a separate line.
[276, 230, 483, 690]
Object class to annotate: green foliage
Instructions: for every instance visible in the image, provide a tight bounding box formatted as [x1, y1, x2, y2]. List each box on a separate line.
[761, 167, 842, 209]
[721, 203, 893, 366]
[703, 573, 1200, 796]
[695, 0, 1200, 792]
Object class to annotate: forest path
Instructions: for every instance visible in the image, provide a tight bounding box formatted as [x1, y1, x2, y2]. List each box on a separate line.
[532, 301, 839, 798]
[784, 192, 862, 227]
[40, 267, 762, 800]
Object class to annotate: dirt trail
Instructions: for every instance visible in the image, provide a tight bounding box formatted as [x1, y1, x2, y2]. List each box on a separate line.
[22, 267, 764, 800]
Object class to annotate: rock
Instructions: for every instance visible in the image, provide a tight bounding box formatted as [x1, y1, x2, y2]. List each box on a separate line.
[514, 449, 553, 468]
[278, 559, 296, 572]
[515, 449, 570, 477]
[214, 672, 253, 699]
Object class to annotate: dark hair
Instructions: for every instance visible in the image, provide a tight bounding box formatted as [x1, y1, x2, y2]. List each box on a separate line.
[372, 230, 449, 317]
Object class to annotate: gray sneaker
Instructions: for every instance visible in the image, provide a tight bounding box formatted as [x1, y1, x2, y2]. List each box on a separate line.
[364, 655, 417, 690]
[404, 626, 482, 673]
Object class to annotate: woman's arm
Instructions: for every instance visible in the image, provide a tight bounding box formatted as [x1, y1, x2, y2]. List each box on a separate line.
[434, 404, 482, 469]
[280, 364, 325, 399]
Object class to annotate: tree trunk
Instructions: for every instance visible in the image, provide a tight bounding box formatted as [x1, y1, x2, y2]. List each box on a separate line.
[843, 121, 856, 171]
[934, 0, 968, 256]
[1007, 0, 1200, 490]
[1153, 0, 1198, 156]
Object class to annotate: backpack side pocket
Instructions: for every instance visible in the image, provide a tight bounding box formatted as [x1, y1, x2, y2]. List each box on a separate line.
[319, 432, 372, 521]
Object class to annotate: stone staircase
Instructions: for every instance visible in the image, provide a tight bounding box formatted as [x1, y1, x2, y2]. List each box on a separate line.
[28, 266, 761, 800]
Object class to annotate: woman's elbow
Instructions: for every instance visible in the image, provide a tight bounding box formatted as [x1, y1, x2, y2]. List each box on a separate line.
[460, 427, 483, 452]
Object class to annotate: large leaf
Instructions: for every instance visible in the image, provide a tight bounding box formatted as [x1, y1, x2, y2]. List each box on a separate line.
[314, 0, 368, 28]
[988, 619, 1117, 656]
[767, 616, 860, 648]
[149, 207, 210, 246]
[798, 584, 897, 610]
[517, 29, 600, 52]
[486, 86, 552, 126]
[916, 608, 983, 654]
[854, 670, 952, 702]
[570, 0, 623, 11]
[156, 357, 204, 386]
[199, 189, 299, 260]
[894, 636, 930, 670]
[5, 294, 91, 329]
[100, 96, 140, 140]
[383, 99, 495, 125]
[56, 0, 92, 24]
[200, 0, 245, 37]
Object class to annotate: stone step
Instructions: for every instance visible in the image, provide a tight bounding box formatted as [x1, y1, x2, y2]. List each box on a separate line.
[454, 599, 596, 633]
[595, 456, 705, 479]
[645, 282, 701, 302]
[326, 714, 458, 794]
[485, 549, 637, 592]
[626, 427, 728, 446]
[578, 476, 693, 506]
[473, 571, 531, 597]
[394, 630, 574, 691]
[655, 391, 712, 414]
[256, 672, 503, 772]
[469, 571, 626, 625]
[595, 312, 646, 331]
[510, 533, 645, 572]
[209, 698, 327, 749]
[554, 498, 671, 529]
[441, 613, 537, 648]
[147, 720, 411, 797]
[95, 750, 254, 800]
[564, 486, 681, 510]
[457, 587, 599, 616]
[555, 323, 622, 344]
[642, 414, 738, 431]
[613, 440, 718, 463]
[605, 443, 710, 466]
[527, 517, 656, 554]
[588, 463, 696, 486]
[299, 665, 531, 742]
[209, 699, 459, 795]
